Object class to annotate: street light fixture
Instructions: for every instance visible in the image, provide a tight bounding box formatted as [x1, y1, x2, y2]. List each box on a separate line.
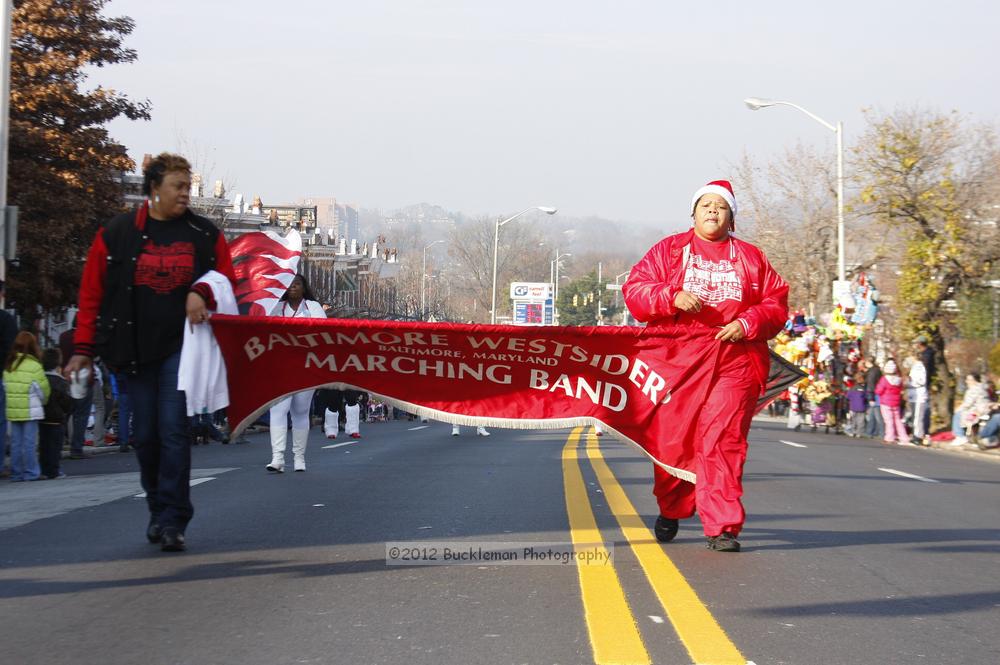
[744, 97, 846, 284]
[490, 206, 557, 324]
[421, 240, 444, 320]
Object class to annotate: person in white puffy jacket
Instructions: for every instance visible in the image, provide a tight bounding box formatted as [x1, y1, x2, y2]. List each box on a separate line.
[266, 274, 326, 473]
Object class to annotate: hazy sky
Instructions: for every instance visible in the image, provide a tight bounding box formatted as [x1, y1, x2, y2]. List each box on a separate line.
[97, 0, 999, 225]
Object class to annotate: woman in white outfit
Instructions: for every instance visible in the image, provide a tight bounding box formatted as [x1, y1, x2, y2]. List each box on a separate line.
[266, 274, 326, 473]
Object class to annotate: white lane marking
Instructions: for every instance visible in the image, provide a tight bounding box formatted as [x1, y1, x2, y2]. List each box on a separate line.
[323, 441, 357, 449]
[878, 467, 939, 483]
[779, 440, 808, 448]
[648, 615, 665, 624]
[408, 426, 429, 431]
[135, 476, 217, 498]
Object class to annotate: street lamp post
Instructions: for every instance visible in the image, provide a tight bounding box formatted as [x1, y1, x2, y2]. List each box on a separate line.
[421, 240, 444, 320]
[491, 206, 557, 324]
[613, 270, 630, 325]
[550, 250, 571, 325]
[744, 97, 845, 283]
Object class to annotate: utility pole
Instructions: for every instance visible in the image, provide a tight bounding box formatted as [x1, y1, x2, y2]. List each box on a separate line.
[596, 262, 602, 325]
[0, 0, 13, 308]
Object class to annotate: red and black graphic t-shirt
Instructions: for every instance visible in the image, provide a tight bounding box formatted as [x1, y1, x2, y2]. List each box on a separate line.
[134, 217, 201, 364]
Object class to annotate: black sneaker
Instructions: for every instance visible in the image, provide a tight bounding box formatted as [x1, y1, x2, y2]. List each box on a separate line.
[654, 516, 679, 543]
[160, 528, 186, 552]
[706, 532, 741, 552]
[146, 522, 163, 544]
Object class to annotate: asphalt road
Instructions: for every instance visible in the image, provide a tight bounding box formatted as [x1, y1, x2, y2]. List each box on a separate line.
[1, 418, 997, 665]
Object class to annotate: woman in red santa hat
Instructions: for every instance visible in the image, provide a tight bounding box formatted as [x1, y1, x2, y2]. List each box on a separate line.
[623, 180, 788, 552]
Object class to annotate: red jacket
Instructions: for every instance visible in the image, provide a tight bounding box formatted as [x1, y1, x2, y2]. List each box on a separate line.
[623, 229, 788, 392]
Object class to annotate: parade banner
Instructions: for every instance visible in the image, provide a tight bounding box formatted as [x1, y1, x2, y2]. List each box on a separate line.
[209, 315, 803, 483]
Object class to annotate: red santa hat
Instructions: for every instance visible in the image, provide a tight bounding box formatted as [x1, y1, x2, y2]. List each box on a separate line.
[690, 180, 738, 218]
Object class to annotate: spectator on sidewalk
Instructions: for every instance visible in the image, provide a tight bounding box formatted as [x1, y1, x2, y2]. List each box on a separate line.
[89, 361, 108, 446]
[39, 348, 72, 479]
[846, 374, 868, 438]
[950, 373, 992, 446]
[0, 280, 17, 477]
[908, 351, 929, 444]
[0, 281, 17, 478]
[112, 373, 132, 452]
[864, 356, 884, 439]
[4, 331, 50, 481]
[875, 359, 910, 446]
[915, 336, 936, 438]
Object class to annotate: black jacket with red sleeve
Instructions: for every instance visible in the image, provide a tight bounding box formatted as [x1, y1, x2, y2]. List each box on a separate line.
[73, 202, 236, 374]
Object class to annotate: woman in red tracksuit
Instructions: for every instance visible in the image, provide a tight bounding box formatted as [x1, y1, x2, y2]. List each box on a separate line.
[623, 180, 788, 552]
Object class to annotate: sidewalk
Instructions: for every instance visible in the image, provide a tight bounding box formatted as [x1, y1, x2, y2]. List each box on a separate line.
[752, 413, 1000, 461]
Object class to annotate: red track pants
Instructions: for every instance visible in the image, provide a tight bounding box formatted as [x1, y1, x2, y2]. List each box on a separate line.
[652, 371, 758, 537]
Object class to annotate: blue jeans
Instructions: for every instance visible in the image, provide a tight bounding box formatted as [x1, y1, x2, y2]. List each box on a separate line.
[9, 420, 41, 481]
[865, 402, 884, 438]
[130, 351, 193, 531]
[952, 411, 966, 436]
[0, 384, 6, 468]
[116, 374, 131, 449]
[980, 414, 1000, 440]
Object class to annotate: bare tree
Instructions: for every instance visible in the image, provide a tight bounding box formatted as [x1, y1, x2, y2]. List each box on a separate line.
[447, 215, 548, 322]
[732, 144, 847, 311]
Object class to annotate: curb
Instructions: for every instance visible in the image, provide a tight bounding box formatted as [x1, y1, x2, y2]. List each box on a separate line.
[61, 444, 127, 459]
[752, 415, 1000, 461]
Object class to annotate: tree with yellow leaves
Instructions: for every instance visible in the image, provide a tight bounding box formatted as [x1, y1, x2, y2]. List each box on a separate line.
[853, 108, 1000, 422]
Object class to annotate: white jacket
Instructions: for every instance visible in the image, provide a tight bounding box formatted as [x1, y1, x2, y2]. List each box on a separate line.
[178, 271, 238, 416]
[908, 360, 928, 404]
[269, 299, 326, 319]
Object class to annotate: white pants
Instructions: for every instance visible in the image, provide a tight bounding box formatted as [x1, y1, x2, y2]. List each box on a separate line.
[912, 401, 927, 439]
[345, 404, 360, 436]
[324, 408, 339, 437]
[270, 390, 315, 430]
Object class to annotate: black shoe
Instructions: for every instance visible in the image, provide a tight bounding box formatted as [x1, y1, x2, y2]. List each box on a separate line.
[160, 528, 186, 552]
[654, 516, 679, 543]
[146, 522, 163, 544]
[706, 532, 741, 552]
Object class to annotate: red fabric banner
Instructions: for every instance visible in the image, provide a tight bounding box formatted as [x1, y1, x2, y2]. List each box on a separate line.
[228, 230, 302, 315]
[209, 315, 802, 482]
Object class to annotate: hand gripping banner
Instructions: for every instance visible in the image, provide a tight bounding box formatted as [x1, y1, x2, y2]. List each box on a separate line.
[209, 315, 803, 483]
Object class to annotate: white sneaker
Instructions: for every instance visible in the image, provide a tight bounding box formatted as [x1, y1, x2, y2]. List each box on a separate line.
[948, 437, 968, 447]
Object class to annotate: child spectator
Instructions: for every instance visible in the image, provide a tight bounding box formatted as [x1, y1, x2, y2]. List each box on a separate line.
[40, 348, 72, 479]
[3, 331, 50, 481]
[846, 373, 868, 438]
[875, 359, 911, 446]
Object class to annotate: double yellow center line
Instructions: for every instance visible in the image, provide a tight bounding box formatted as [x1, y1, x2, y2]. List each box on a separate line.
[562, 427, 746, 665]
